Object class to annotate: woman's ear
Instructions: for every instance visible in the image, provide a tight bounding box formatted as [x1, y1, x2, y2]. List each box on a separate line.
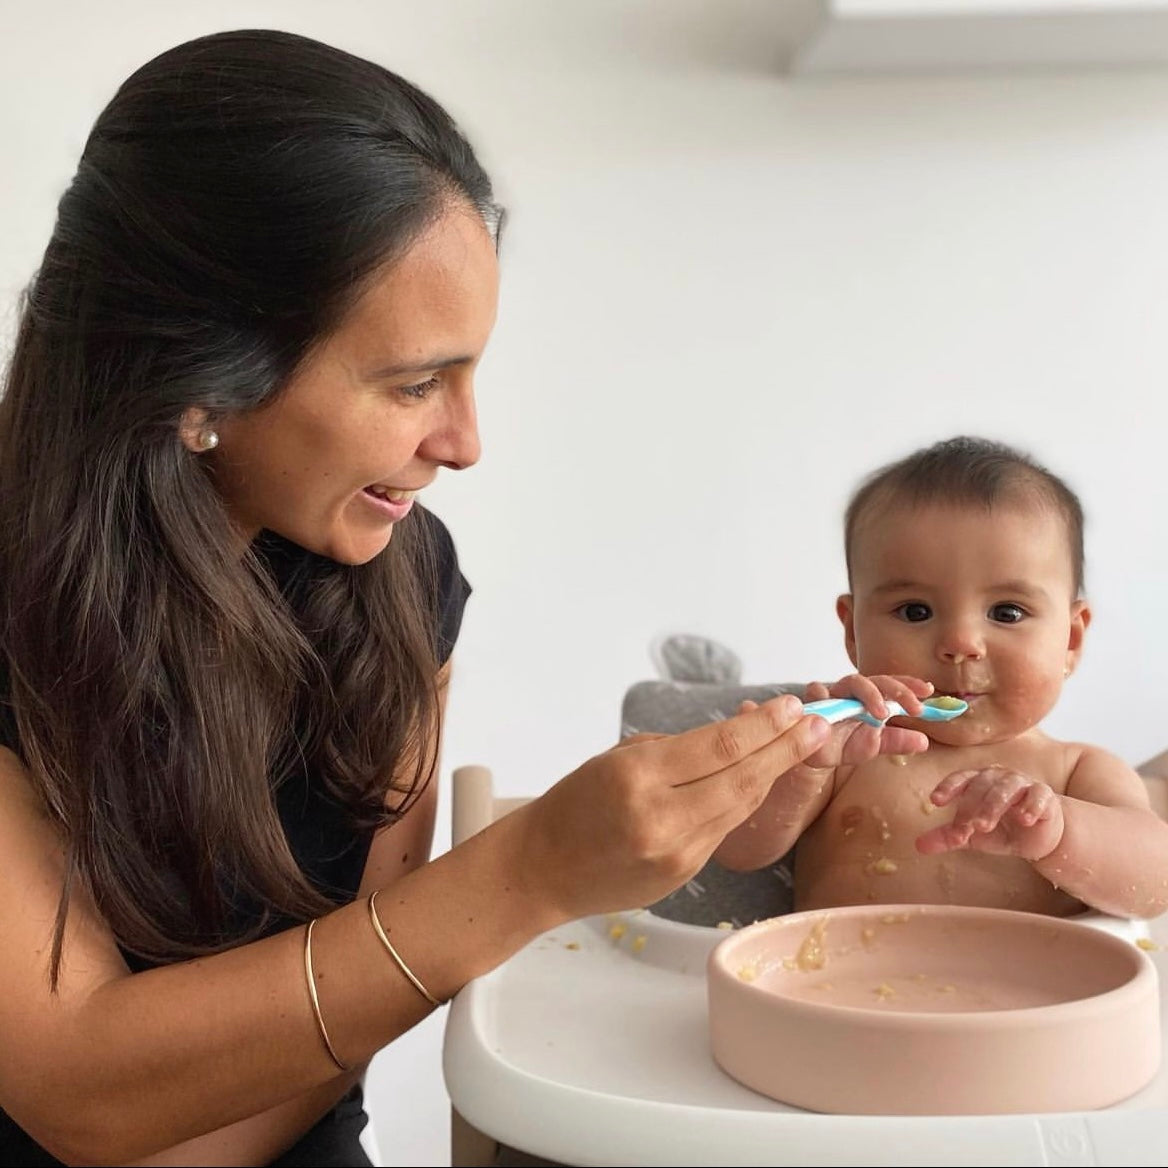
[836, 593, 859, 668]
[178, 407, 218, 453]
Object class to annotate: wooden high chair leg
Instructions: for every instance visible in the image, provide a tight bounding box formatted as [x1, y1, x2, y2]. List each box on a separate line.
[451, 1105, 499, 1167]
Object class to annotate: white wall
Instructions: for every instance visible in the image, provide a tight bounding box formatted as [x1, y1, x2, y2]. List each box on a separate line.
[4, 1, 1168, 1163]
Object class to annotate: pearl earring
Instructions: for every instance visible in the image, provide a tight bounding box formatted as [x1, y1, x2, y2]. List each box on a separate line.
[197, 429, 219, 451]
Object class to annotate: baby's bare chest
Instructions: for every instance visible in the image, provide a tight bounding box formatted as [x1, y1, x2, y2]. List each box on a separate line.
[793, 741, 1081, 915]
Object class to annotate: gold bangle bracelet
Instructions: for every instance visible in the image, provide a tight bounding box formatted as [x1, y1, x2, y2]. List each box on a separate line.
[304, 918, 351, 1072]
[368, 889, 443, 1007]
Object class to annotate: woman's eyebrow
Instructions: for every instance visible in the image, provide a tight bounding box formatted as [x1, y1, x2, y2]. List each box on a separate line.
[367, 353, 474, 377]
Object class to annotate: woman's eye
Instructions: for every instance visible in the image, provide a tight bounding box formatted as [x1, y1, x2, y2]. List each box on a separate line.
[895, 602, 932, 623]
[400, 375, 441, 400]
[989, 603, 1026, 624]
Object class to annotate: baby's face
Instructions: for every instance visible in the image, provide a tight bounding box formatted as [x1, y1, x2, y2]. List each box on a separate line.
[839, 501, 1087, 747]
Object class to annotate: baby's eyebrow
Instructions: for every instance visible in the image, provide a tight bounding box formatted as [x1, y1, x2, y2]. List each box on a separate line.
[869, 579, 1051, 600]
[869, 580, 924, 595]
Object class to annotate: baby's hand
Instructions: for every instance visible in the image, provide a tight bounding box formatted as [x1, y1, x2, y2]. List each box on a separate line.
[800, 672, 933, 768]
[916, 767, 1065, 861]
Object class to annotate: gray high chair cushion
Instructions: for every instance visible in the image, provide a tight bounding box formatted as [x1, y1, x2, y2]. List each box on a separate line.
[621, 634, 805, 928]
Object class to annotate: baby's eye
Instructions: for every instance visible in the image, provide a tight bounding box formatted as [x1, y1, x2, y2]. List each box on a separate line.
[989, 603, 1026, 624]
[895, 602, 932, 623]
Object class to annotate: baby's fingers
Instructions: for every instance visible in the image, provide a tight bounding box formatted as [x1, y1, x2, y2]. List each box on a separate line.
[929, 769, 981, 808]
[916, 820, 976, 855]
[1006, 782, 1054, 828]
[869, 673, 934, 717]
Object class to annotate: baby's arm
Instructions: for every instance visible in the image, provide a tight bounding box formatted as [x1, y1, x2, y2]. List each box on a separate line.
[917, 747, 1168, 918]
[715, 673, 933, 871]
[713, 759, 837, 871]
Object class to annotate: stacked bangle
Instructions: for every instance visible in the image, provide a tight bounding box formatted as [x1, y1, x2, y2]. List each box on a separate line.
[368, 889, 443, 1007]
[304, 918, 350, 1072]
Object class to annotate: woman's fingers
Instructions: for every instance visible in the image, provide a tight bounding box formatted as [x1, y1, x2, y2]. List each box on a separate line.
[650, 694, 816, 787]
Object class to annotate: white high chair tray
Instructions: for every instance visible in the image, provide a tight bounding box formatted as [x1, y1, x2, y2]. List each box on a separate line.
[443, 907, 1168, 1166]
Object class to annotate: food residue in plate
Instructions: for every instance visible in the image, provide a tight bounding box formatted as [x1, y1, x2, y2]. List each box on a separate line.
[873, 983, 895, 1000]
[795, 916, 829, 971]
[631, 934, 647, 954]
[1137, 937, 1160, 952]
[867, 857, 898, 875]
[608, 922, 627, 942]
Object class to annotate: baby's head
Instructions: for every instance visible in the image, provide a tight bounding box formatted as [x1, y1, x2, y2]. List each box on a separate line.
[837, 436, 1089, 745]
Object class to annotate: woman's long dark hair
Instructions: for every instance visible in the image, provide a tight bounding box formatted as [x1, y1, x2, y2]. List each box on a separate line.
[0, 29, 499, 980]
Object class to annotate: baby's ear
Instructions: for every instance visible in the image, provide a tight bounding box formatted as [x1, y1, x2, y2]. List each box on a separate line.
[836, 594, 859, 667]
[1065, 598, 1091, 675]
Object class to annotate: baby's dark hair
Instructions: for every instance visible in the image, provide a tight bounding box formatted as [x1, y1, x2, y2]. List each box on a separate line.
[844, 436, 1085, 595]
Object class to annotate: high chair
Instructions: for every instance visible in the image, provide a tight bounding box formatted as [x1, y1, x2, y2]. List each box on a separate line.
[444, 762, 1168, 1167]
[449, 764, 531, 1168]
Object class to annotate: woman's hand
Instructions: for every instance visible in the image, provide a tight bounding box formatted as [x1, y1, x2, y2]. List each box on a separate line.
[800, 673, 934, 768]
[510, 694, 831, 923]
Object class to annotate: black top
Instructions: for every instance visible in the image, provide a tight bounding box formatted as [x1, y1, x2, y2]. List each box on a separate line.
[0, 508, 471, 1167]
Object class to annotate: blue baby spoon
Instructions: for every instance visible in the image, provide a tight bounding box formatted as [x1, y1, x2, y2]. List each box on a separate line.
[801, 695, 969, 728]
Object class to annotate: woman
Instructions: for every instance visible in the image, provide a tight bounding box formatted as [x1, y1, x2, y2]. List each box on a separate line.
[0, 29, 926, 1166]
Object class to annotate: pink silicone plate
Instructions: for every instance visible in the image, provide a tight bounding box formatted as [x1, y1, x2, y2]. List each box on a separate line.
[707, 903, 1160, 1115]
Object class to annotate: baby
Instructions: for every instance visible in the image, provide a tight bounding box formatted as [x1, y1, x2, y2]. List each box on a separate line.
[715, 436, 1168, 919]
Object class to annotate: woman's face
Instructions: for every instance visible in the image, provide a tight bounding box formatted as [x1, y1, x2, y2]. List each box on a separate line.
[209, 204, 498, 564]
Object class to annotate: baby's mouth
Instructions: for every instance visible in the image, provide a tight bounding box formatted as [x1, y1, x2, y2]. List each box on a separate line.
[938, 688, 987, 704]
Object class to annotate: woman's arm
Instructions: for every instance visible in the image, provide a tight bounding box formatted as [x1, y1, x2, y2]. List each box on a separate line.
[121, 669, 451, 1168]
[0, 692, 828, 1165]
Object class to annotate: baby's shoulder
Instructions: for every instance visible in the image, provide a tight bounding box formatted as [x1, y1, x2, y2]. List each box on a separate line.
[1059, 738, 1149, 807]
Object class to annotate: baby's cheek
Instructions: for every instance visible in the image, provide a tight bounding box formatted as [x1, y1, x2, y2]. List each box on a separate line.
[996, 678, 1062, 732]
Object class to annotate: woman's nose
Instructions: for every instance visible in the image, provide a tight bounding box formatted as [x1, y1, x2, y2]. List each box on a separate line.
[424, 390, 481, 471]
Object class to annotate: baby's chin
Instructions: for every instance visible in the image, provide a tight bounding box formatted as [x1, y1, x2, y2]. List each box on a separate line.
[921, 719, 1028, 749]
